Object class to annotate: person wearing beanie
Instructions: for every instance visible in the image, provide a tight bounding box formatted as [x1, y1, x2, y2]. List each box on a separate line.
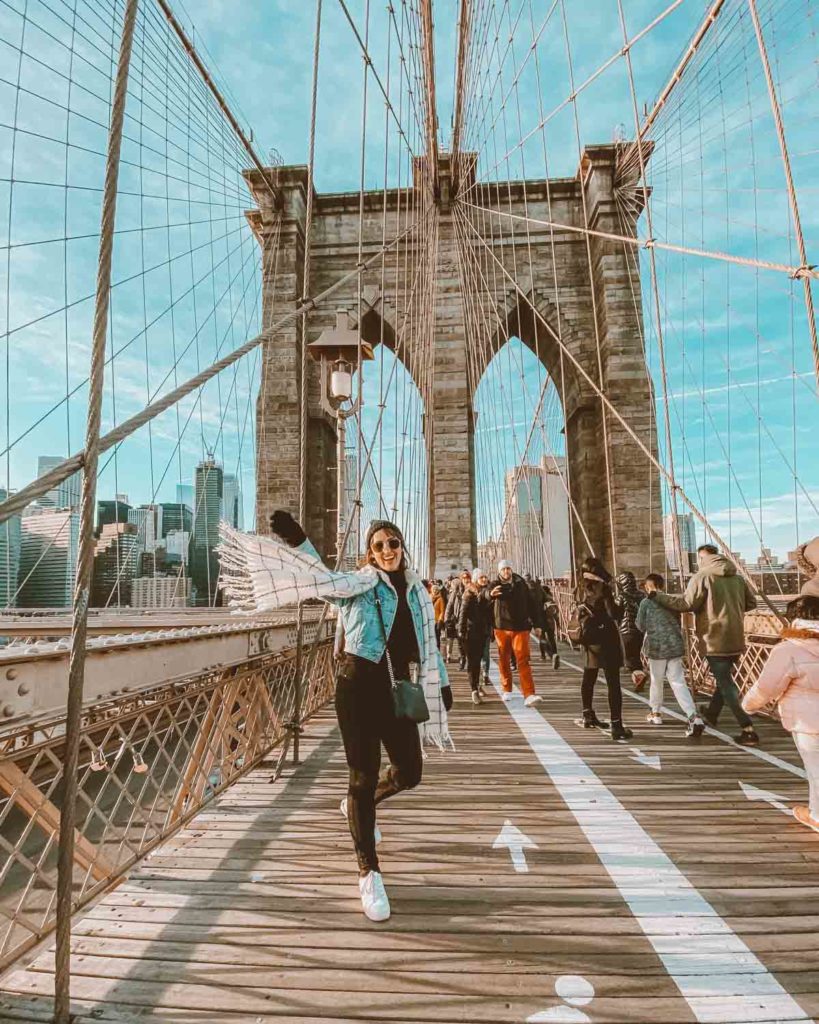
[487, 559, 543, 706]
[458, 568, 494, 704]
[220, 510, 453, 924]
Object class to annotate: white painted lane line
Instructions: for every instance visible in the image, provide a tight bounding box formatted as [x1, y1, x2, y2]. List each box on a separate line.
[739, 781, 794, 817]
[560, 655, 807, 780]
[493, 675, 812, 1024]
[628, 746, 662, 770]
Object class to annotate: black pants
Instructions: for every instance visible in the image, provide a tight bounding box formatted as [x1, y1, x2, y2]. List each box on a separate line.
[539, 620, 556, 658]
[705, 655, 753, 728]
[622, 632, 644, 672]
[465, 632, 487, 692]
[335, 655, 422, 874]
[581, 664, 623, 722]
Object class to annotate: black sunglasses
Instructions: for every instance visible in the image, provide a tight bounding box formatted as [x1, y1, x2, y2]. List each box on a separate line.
[372, 537, 402, 552]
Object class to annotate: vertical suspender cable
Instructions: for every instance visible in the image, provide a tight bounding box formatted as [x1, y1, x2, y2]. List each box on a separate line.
[54, 0, 139, 1019]
[299, 0, 323, 525]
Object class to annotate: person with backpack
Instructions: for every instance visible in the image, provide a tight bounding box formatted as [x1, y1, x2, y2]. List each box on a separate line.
[444, 570, 471, 668]
[614, 571, 647, 687]
[636, 573, 705, 737]
[648, 543, 759, 745]
[459, 569, 493, 704]
[573, 567, 634, 742]
[539, 580, 560, 669]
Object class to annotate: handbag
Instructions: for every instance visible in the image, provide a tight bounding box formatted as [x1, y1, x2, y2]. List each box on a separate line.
[375, 596, 430, 724]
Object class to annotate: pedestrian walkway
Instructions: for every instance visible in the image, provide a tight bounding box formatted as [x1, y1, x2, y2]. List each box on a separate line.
[1, 653, 818, 1023]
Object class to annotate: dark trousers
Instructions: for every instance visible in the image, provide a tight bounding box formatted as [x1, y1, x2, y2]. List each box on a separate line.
[581, 664, 623, 722]
[335, 655, 422, 874]
[465, 632, 487, 692]
[539, 620, 556, 658]
[705, 655, 753, 728]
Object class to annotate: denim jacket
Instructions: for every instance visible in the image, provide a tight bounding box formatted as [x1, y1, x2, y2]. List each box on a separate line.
[298, 540, 449, 688]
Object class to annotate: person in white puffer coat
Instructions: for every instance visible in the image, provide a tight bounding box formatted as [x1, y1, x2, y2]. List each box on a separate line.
[742, 594, 819, 833]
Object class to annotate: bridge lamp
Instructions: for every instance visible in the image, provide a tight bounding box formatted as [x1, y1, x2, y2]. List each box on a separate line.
[307, 311, 374, 562]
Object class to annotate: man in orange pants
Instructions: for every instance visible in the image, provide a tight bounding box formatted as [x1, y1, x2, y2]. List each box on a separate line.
[489, 560, 543, 706]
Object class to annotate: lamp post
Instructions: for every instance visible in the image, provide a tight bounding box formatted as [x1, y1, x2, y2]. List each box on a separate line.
[308, 311, 374, 565]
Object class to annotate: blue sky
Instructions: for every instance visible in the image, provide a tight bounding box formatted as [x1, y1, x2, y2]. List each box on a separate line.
[2, 0, 817, 565]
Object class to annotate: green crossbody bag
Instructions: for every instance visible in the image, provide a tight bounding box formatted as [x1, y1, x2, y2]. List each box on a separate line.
[375, 595, 430, 724]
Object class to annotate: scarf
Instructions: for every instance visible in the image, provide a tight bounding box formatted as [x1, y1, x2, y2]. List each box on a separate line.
[217, 524, 452, 750]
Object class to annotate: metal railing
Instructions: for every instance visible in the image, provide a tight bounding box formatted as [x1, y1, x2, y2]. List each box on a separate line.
[0, 627, 335, 973]
[552, 586, 782, 708]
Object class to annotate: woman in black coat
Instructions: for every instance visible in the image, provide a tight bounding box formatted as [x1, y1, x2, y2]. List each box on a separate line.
[459, 570, 493, 705]
[576, 568, 633, 742]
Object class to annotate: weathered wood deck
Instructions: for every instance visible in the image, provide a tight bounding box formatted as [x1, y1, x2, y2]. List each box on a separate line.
[1, 650, 818, 1023]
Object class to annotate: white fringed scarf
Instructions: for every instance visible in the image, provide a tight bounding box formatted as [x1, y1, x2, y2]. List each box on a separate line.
[218, 524, 453, 750]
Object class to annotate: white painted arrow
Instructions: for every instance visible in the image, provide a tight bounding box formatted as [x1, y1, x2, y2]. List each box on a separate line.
[492, 820, 537, 873]
[739, 781, 793, 817]
[628, 746, 661, 770]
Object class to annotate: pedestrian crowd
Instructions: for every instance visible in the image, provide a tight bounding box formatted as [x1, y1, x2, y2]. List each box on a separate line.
[222, 514, 819, 924]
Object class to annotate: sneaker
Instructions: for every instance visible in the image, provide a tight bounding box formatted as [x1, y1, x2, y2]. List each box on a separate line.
[736, 728, 760, 746]
[698, 703, 718, 727]
[501, 691, 514, 703]
[359, 870, 390, 922]
[552, 653, 561, 670]
[524, 694, 542, 707]
[341, 798, 381, 844]
[793, 805, 819, 833]
[471, 690, 482, 706]
[575, 711, 609, 730]
[646, 711, 663, 726]
[610, 721, 633, 742]
[685, 717, 705, 739]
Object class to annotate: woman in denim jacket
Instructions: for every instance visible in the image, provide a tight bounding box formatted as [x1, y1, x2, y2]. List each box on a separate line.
[219, 511, 452, 923]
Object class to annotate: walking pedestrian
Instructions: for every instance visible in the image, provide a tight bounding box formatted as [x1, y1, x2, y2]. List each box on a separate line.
[574, 569, 634, 741]
[488, 559, 542, 706]
[636, 573, 705, 737]
[219, 511, 453, 923]
[444, 569, 471, 668]
[431, 582, 446, 648]
[742, 595, 819, 832]
[538, 580, 561, 669]
[648, 543, 759, 745]
[615, 571, 647, 688]
[476, 569, 493, 689]
[459, 569, 493, 705]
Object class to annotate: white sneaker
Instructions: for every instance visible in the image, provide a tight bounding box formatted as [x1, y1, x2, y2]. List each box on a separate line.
[524, 694, 543, 707]
[341, 797, 381, 844]
[471, 690, 482, 705]
[501, 691, 514, 703]
[646, 711, 663, 726]
[359, 870, 390, 922]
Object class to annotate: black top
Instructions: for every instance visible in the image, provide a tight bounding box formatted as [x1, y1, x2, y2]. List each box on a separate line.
[488, 572, 536, 631]
[384, 570, 420, 679]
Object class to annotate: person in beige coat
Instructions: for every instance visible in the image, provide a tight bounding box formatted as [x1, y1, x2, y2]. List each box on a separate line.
[742, 595, 819, 833]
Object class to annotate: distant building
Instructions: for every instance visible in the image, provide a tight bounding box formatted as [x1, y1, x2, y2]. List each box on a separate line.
[97, 498, 132, 532]
[176, 483, 194, 511]
[18, 507, 80, 607]
[92, 522, 140, 607]
[165, 529, 191, 565]
[222, 473, 243, 530]
[158, 501, 192, 538]
[756, 546, 782, 570]
[501, 457, 571, 578]
[663, 513, 697, 573]
[127, 505, 158, 553]
[36, 456, 81, 510]
[191, 456, 223, 606]
[0, 489, 22, 609]
[131, 572, 191, 609]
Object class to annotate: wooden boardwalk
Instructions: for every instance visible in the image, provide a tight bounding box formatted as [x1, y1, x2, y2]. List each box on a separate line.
[2, 651, 818, 1023]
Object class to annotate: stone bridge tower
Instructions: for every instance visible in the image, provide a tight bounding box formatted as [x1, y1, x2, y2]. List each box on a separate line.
[245, 144, 663, 578]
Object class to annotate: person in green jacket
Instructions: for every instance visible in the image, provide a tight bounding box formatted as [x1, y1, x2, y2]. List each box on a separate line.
[647, 543, 759, 745]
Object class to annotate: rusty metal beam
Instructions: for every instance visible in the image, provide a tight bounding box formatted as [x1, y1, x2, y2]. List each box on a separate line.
[640, 0, 726, 139]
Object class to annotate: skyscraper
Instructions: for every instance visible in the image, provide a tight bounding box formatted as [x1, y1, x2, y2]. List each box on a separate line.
[191, 456, 223, 606]
[664, 513, 697, 573]
[91, 522, 141, 607]
[18, 507, 80, 607]
[158, 501, 193, 537]
[0, 489, 22, 609]
[37, 456, 81, 509]
[502, 458, 571, 578]
[97, 498, 132, 531]
[222, 473, 243, 530]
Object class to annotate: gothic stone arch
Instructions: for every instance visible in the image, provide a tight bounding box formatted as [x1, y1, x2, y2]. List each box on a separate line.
[244, 145, 663, 576]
